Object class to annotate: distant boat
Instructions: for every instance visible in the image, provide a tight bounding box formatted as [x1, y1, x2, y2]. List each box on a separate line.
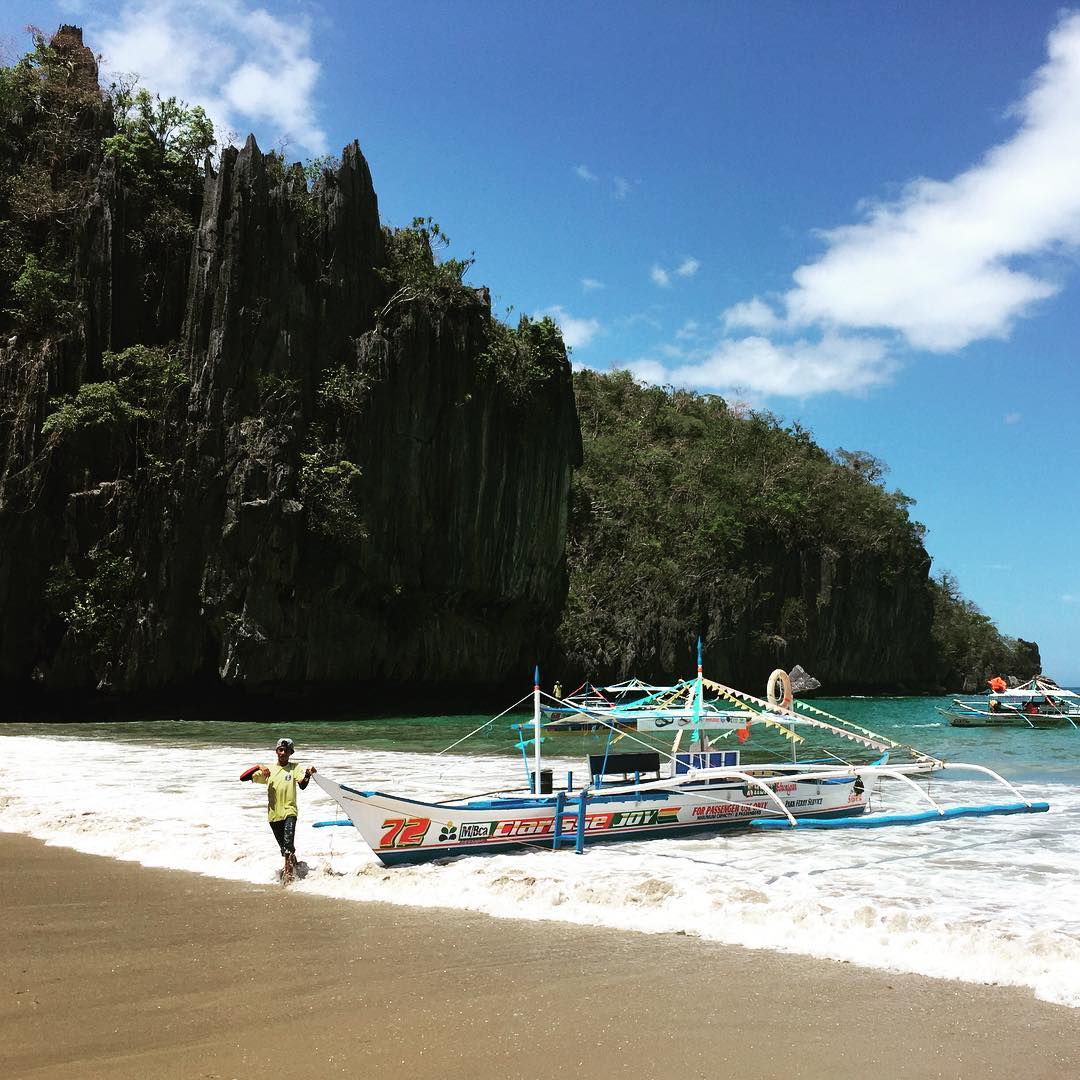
[938, 676, 1080, 728]
[538, 676, 749, 732]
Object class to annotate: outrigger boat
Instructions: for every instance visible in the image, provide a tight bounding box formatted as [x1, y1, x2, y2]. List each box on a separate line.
[314, 650, 1048, 866]
[938, 676, 1080, 729]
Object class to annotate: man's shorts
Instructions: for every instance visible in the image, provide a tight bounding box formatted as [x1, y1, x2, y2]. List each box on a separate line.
[269, 815, 297, 855]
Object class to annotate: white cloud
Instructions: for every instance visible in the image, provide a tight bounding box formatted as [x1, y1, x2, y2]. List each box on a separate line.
[573, 169, 634, 199]
[94, 0, 327, 156]
[1003, 411, 1022, 424]
[536, 305, 601, 350]
[734, 12, 1080, 354]
[581, 277, 605, 291]
[675, 320, 700, 340]
[670, 333, 896, 397]
[616, 311, 664, 332]
[651, 258, 699, 288]
[692, 11, 1080, 400]
[624, 357, 669, 384]
[723, 297, 785, 334]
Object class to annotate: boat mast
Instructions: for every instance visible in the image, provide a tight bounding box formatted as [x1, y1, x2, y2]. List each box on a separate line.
[533, 664, 542, 794]
[694, 637, 707, 757]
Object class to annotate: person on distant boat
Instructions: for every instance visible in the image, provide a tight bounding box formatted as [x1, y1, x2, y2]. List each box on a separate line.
[553, 680, 563, 699]
[250, 738, 316, 883]
[988, 676, 1007, 693]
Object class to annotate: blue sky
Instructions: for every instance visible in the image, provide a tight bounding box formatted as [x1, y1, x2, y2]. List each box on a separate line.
[5, 1, 1080, 681]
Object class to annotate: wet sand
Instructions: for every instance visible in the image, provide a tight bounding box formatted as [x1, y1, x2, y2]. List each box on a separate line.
[3, 832, 1078, 1079]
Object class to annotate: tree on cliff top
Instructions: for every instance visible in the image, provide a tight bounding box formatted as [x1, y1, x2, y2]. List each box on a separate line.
[103, 81, 214, 200]
[0, 26, 104, 331]
[378, 216, 476, 314]
[930, 571, 1040, 688]
[0, 27, 214, 333]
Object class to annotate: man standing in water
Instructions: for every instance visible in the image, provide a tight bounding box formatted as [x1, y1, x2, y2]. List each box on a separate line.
[250, 738, 316, 884]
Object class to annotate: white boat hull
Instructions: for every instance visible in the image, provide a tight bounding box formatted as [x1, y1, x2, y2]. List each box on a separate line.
[314, 773, 869, 866]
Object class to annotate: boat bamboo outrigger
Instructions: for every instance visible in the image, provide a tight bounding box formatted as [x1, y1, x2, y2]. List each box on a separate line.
[314, 647, 1049, 866]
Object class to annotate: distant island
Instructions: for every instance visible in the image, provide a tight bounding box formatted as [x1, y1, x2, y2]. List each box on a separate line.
[0, 26, 1038, 712]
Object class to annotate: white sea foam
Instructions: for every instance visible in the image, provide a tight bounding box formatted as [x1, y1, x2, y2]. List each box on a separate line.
[5, 733, 1079, 1007]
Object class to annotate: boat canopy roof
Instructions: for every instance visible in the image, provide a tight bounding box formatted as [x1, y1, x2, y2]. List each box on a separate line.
[991, 677, 1077, 698]
[600, 678, 676, 694]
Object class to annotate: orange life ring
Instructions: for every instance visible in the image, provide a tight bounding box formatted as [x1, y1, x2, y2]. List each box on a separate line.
[767, 669, 793, 710]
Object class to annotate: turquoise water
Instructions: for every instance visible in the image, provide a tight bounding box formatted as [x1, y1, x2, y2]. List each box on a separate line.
[9, 695, 1078, 784]
[814, 696, 1080, 785]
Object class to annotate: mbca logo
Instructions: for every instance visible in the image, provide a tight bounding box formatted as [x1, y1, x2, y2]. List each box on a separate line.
[458, 822, 496, 841]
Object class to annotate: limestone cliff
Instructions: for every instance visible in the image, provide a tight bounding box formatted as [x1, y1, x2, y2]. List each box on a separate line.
[0, 28, 580, 703]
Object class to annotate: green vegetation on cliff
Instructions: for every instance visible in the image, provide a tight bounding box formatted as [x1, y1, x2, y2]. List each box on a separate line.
[379, 217, 475, 306]
[45, 550, 137, 660]
[103, 81, 213, 199]
[1, 27, 581, 697]
[42, 343, 188, 470]
[556, 370, 1036, 690]
[478, 313, 564, 406]
[0, 27, 101, 330]
[0, 28, 216, 334]
[930, 572, 1040, 689]
[378, 216, 565, 407]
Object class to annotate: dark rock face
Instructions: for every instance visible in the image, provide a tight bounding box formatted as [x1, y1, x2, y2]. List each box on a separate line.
[739, 541, 937, 694]
[559, 538, 937, 696]
[0, 106, 580, 701]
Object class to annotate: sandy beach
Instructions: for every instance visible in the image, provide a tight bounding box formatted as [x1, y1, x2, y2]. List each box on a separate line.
[3, 833, 1078, 1080]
